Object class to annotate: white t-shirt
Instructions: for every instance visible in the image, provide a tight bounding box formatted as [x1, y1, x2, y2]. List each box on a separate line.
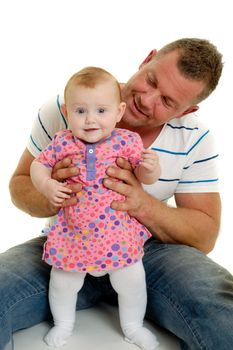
[27, 94, 219, 232]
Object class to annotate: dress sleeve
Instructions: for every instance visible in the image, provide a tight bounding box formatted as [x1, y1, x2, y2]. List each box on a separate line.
[121, 131, 144, 169]
[35, 132, 62, 169]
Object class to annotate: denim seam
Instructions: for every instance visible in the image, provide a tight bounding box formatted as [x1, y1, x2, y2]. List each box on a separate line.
[147, 286, 207, 350]
[0, 289, 47, 320]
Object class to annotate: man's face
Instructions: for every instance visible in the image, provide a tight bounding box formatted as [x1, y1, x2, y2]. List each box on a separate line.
[121, 50, 204, 129]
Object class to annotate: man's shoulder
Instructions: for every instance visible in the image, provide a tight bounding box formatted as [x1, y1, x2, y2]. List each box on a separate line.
[167, 113, 208, 132]
[151, 113, 211, 154]
[39, 95, 66, 125]
[27, 95, 67, 157]
[37, 94, 68, 137]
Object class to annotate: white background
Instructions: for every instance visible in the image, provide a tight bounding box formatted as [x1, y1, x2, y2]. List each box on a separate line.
[0, 0, 232, 273]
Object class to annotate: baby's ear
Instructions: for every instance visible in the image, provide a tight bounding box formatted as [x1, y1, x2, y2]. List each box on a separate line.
[61, 104, 68, 118]
[117, 102, 126, 122]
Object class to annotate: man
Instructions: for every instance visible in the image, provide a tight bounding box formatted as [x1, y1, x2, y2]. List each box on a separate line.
[4, 38, 233, 349]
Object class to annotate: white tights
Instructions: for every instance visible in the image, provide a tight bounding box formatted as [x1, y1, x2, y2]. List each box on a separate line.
[44, 260, 159, 349]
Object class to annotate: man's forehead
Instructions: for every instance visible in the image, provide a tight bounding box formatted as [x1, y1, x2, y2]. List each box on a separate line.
[147, 50, 179, 69]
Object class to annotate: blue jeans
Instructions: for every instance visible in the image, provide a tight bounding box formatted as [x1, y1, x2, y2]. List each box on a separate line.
[0, 237, 232, 350]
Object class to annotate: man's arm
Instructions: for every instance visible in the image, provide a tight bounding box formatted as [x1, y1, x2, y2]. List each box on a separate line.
[9, 148, 81, 218]
[104, 158, 221, 254]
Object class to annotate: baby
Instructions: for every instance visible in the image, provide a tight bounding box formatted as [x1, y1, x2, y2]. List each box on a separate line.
[30, 67, 160, 349]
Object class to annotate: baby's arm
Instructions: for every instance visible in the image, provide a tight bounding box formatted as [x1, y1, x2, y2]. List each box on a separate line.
[134, 149, 161, 185]
[30, 160, 72, 207]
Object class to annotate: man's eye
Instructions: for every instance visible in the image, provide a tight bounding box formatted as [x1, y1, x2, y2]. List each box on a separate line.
[162, 97, 172, 108]
[149, 79, 156, 87]
[98, 108, 105, 113]
[146, 75, 157, 87]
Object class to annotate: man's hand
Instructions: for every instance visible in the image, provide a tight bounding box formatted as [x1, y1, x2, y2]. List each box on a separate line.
[103, 157, 147, 217]
[51, 157, 82, 207]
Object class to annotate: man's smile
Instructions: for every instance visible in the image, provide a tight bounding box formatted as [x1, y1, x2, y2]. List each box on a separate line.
[133, 96, 149, 118]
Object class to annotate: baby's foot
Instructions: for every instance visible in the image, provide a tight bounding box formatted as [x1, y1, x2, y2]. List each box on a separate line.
[44, 326, 73, 347]
[124, 326, 159, 350]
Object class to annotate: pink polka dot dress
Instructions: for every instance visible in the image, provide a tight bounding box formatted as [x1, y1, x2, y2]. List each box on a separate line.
[37, 128, 151, 273]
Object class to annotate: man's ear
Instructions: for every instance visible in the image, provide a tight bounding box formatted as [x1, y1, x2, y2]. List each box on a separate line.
[139, 49, 157, 69]
[117, 102, 126, 122]
[177, 105, 199, 118]
[61, 104, 68, 118]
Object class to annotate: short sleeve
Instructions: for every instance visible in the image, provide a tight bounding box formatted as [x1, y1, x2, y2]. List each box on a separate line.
[27, 95, 67, 157]
[175, 130, 219, 193]
[35, 132, 62, 169]
[121, 131, 144, 169]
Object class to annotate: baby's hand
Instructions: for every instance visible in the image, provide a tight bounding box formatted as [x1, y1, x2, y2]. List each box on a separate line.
[140, 149, 160, 172]
[44, 179, 72, 207]
[134, 149, 160, 184]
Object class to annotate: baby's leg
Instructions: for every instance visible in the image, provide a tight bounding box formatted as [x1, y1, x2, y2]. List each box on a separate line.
[109, 260, 159, 350]
[44, 267, 86, 347]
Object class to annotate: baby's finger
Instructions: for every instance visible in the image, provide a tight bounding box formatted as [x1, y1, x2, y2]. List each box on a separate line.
[142, 152, 158, 160]
[57, 192, 71, 199]
[58, 185, 73, 194]
[139, 161, 154, 170]
[142, 149, 158, 155]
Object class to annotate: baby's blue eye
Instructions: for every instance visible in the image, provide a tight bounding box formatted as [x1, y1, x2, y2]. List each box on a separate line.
[77, 108, 85, 114]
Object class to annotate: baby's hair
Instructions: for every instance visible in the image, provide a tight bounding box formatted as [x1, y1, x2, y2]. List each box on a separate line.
[64, 66, 122, 103]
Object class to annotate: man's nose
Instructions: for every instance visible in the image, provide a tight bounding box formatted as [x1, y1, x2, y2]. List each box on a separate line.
[141, 90, 160, 107]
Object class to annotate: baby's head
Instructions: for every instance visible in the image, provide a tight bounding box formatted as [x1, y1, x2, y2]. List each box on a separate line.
[61, 67, 126, 143]
[64, 66, 122, 102]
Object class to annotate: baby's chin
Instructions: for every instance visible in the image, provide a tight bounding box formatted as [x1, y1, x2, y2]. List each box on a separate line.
[78, 131, 106, 144]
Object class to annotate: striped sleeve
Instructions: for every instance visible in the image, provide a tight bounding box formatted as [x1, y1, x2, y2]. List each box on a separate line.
[27, 95, 67, 157]
[149, 116, 220, 198]
[176, 129, 219, 193]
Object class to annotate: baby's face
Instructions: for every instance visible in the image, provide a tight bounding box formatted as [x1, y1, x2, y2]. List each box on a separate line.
[65, 82, 125, 143]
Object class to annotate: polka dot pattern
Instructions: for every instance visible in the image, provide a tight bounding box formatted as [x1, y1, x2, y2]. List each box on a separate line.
[38, 129, 151, 272]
